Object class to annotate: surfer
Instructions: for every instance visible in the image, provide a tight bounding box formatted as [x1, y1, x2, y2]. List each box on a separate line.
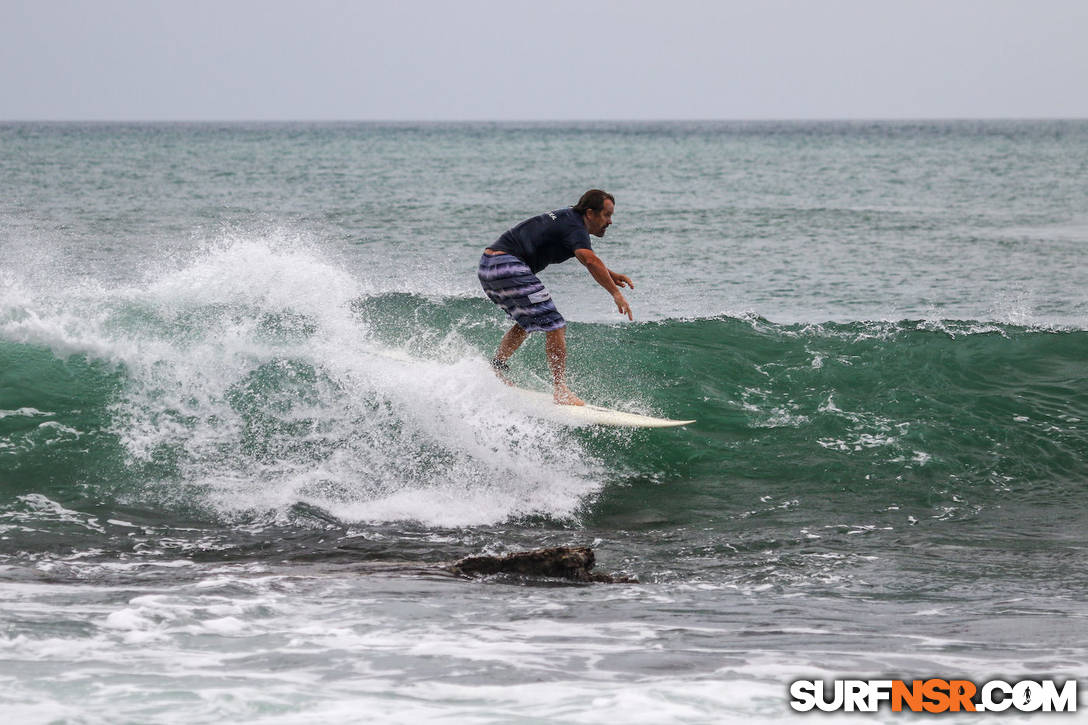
[478, 189, 633, 406]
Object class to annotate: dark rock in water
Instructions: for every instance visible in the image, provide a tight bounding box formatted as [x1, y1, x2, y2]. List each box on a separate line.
[449, 546, 633, 583]
[290, 544, 633, 584]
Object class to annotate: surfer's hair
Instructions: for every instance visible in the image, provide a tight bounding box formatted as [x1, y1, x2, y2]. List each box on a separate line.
[572, 189, 614, 215]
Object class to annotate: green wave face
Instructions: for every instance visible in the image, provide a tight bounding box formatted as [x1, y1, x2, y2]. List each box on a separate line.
[579, 317, 1087, 524]
[0, 342, 128, 500]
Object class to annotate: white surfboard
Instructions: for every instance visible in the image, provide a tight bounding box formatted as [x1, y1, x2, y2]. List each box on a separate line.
[512, 388, 695, 428]
[365, 347, 694, 427]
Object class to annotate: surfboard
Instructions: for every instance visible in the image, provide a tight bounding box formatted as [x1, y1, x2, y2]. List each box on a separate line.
[512, 388, 695, 428]
[365, 347, 693, 427]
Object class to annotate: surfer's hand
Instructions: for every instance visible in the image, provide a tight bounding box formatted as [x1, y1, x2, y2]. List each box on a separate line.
[613, 292, 633, 320]
[611, 272, 634, 289]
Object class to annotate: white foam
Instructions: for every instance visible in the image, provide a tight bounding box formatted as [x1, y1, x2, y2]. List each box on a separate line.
[199, 616, 247, 635]
[103, 608, 159, 632]
[0, 407, 54, 419]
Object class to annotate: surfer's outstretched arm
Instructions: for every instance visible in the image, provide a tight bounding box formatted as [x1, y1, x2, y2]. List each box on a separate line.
[574, 248, 634, 320]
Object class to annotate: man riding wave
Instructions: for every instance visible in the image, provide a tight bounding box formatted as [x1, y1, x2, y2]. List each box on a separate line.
[477, 190, 633, 405]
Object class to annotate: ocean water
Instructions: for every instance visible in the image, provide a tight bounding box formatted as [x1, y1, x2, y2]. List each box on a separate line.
[1, 121, 1086, 723]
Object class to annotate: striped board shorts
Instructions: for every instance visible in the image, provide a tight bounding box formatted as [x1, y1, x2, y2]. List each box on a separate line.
[477, 253, 566, 333]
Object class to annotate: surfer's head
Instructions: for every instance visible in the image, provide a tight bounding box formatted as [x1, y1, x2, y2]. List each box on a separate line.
[574, 189, 615, 237]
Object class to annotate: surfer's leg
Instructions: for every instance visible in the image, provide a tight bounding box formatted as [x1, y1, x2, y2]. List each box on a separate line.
[545, 327, 584, 406]
[495, 323, 528, 362]
[491, 324, 527, 385]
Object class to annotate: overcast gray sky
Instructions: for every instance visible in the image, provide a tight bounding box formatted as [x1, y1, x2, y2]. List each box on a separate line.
[2, 0, 1086, 120]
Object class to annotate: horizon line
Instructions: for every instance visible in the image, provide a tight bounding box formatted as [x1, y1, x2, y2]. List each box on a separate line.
[3, 116, 1087, 124]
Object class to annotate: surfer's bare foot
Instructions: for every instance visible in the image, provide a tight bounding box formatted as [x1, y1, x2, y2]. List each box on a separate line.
[494, 372, 515, 387]
[554, 386, 585, 406]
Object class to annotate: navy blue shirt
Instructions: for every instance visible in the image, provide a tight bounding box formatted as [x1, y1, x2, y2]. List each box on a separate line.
[489, 207, 593, 274]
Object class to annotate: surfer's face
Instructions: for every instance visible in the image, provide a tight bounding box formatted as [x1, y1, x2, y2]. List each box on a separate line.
[585, 199, 614, 237]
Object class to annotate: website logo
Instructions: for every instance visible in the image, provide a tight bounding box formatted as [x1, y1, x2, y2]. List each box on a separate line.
[789, 679, 1078, 713]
